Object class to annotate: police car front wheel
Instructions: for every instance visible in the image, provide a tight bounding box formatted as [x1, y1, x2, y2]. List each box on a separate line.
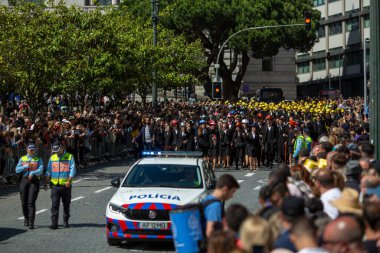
[107, 238, 121, 246]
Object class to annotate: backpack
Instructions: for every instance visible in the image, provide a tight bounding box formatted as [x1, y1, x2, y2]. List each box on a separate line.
[171, 198, 223, 253]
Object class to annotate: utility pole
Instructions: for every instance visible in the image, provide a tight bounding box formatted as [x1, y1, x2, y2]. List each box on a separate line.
[363, 38, 369, 113]
[151, 0, 159, 109]
[370, 0, 380, 158]
[328, 73, 332, 89]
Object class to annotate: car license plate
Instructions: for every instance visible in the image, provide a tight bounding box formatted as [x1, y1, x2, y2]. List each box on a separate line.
[139, 222, 168, 229]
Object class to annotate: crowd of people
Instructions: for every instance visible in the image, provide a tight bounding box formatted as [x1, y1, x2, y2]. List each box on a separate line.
[184, 98, 378, 253]
[204, 139, 380, 253]
[0, 94, 379, 252]
[0, 95, 134, 183]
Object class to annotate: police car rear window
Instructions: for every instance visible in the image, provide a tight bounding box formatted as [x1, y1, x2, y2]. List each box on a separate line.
[122, 164, 203, 189]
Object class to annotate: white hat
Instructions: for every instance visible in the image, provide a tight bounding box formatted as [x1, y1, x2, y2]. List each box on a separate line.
[319, 136, 329, 143]
[242, 119, 249, 124]
[62, 119, 71, 125]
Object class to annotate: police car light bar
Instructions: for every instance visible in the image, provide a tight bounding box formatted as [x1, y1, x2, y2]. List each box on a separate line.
[141, 151, 203, 158]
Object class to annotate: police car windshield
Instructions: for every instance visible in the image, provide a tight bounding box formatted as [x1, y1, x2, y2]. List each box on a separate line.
[122, 164, 203, 189]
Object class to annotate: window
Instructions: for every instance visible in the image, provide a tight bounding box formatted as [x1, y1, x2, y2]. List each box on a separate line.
[317, 25, 326, 38]
[329, 22, 342, 35]
[262, 57, 273, 71]
[85, 0, 112, 5]
[297, 62, 310, 74]
[314, 0, 324, 6]
[313, 58, 326, 71]
[313, 50, 326, 57]
[328, 0, 340, 3]
[329, 47, 343, 54]
[329, 55, 343, 68]
[297, 53, 310, 60]
[346, 17, 359, 31]
[329, 13, 342, 19]
[346, 51, 362, 66]
[364, 15, 370, 28]
[123, 164, 203, 189]
[96, 0, 112, 5]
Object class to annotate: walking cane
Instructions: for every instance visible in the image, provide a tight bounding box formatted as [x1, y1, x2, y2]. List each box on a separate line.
[284, 142, 287, 165]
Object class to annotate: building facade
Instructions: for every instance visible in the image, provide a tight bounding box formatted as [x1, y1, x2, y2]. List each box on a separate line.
[244, 48, 297, 100]
[296, 0, 370, 98]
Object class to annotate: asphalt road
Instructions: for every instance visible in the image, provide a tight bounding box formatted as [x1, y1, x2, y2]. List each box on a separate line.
[0, 158, 270, 253]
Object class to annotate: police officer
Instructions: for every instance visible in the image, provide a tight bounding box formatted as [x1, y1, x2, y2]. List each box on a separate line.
[15, 144, 44, 229]
[45, 144, 76, 230]
[293, 127, 307, 165]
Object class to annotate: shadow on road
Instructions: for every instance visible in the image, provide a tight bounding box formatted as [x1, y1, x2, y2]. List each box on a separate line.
[0, 227, 27, 242]
[35, 223, 105, 229]
[0, 158, 133, 198]
[71, 223, 105, 228]
[119, 241, 175, 251]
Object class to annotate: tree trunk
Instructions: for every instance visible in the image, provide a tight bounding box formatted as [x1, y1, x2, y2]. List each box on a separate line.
[0, 92, 7, 115]
[204, 47, 250, 99]
[220, 50, 250, 99]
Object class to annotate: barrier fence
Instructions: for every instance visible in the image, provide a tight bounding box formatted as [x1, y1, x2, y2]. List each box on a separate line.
[0, 131, 134, 184]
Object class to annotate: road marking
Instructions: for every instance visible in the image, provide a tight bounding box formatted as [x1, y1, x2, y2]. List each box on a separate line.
[73, 177, 90, 183]
[253, 186, 262, 191]
[18, 209, 48, 220]
[72, 196, 84, 202]
[94, 186, 112, 193]
[258, 179, 268, 184]
[36, 209, 48, 214]
[238, 180, 245, 184]
[245, 173, 255, 177]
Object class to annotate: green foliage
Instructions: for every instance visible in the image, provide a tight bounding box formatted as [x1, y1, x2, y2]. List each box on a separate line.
[0, 2, 205, 110]
[122, 0, 320, 98]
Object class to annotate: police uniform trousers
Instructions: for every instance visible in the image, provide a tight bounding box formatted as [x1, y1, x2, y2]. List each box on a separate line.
[20, 177, 40, 221]
[51, 184, 72, 224]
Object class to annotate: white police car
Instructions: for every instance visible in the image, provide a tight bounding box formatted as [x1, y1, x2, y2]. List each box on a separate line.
[106, 151, 216, 246]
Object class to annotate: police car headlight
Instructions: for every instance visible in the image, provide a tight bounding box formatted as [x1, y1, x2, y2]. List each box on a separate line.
[109, 203, 124, 214]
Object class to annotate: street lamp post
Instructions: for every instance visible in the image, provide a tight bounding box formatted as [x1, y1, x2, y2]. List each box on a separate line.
[363, 38, 369, 114]
[338, 53, 342, 92]
[151, 0, 159, 109]
[370, 0, 380, 158]
[328, 73, 332, 89]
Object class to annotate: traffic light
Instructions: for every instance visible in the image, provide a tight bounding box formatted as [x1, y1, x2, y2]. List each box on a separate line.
[304, 11, 311, 31]
[212, 81, 222, 99]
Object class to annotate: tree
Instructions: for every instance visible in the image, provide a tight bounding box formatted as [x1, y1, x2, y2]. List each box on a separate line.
[121, 0, 320, 98]
[0, 3, 60, 112]
[124, 23, 205, 105]
[0, 2, 205, 110]
[51, 5, 137, 109]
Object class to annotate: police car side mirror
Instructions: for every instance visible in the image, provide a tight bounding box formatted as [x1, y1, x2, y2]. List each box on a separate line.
[207, 179, 217, 190]
[111, 177, 120, 188]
